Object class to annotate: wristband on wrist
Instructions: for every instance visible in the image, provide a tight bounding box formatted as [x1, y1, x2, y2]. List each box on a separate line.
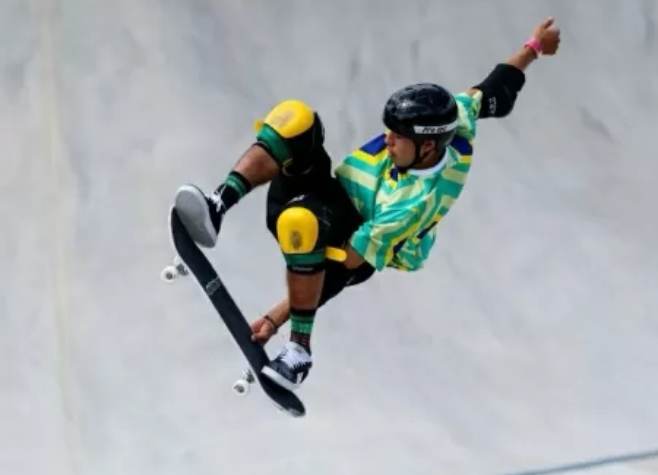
[524, 38, 542, 56]
[263, 315, 278, 334]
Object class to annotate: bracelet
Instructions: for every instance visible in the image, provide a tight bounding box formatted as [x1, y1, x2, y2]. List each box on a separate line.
[263, 315, 278, 334]
[524, 38, 542, 56]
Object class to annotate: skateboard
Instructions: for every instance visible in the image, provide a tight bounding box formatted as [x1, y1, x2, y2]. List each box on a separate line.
[163, 206, 306, 418]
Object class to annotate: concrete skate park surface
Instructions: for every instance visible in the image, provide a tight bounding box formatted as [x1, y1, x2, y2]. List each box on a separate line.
[3, 0, 658, 474]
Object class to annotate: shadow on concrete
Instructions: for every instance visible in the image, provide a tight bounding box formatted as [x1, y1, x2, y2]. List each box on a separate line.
[491, 449, 658, 475]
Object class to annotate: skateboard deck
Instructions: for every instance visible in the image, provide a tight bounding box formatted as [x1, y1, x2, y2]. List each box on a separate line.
[167, 206, 306, 417]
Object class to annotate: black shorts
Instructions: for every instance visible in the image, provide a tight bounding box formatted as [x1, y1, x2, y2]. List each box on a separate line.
[265, 167, 375, 307]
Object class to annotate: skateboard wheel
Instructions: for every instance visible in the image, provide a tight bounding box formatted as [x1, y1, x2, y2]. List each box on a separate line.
[233, 378, 251, 396]
[161, 265, 178, 283]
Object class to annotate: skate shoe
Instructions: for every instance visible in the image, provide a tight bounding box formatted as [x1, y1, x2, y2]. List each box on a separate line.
[261, 341, 313, 392]
[174, 184, 225, 248]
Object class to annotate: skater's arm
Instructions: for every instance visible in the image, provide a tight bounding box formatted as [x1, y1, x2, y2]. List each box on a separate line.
[462, 17, 560, 117]
[463, 45, 537, 99]
[250, 299, 289, 343]
[265, 299, 291, 327]
[443, 36, 540, 142]
[462, 60, 527, 119]
[343, 244, 366, 269]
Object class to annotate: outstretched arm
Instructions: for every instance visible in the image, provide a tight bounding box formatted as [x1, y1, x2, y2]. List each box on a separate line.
[464, 17, 562, 117]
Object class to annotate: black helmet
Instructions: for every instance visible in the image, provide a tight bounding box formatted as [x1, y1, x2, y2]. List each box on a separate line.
[383, 82, 459, 151]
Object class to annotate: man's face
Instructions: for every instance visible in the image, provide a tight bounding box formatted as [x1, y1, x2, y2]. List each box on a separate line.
[385, 131, 433, 168]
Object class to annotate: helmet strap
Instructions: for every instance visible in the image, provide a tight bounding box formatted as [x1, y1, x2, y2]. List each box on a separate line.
[397, 141, 432, 173]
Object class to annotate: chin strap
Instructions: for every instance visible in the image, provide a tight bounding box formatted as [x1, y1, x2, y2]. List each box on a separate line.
[395, 142, 433, 174]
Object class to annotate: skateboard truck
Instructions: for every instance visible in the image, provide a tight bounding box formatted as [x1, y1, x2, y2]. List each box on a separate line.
[161, 255, 189, 283]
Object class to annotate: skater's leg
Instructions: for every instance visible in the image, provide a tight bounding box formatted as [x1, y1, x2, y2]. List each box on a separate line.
[258, 195, 332, 390]
[259, 196, 378, 391]
[259, 264, 377, 391]
[174, 99, 327, 247]
[283, 260, 375, 348]
[214, 145, 277, 210]
[252, 260, 376, 338]
[257, 174, 374, 339]
[277, 204, 328, 353]
[173, 147, 264, 248]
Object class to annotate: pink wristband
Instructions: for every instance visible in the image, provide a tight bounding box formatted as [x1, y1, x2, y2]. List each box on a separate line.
[524, 38, 542, 55]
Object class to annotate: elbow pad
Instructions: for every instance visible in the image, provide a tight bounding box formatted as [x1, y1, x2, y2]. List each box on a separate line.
[472, 63, 526, 119]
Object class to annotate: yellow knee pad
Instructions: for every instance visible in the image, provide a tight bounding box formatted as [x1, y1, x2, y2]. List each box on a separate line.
[276, 206, 327, 272]
[253, 100, 324, 174]
[276, 206, 320, 254]
[255, 100, 316, 140]
[276, 205, 347, 270]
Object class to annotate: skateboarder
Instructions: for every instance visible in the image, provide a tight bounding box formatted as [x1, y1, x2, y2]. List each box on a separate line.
[173, 17, 561, 392]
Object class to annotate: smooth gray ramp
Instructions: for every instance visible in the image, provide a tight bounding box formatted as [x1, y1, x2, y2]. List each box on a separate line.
[2, 0, 658, 474]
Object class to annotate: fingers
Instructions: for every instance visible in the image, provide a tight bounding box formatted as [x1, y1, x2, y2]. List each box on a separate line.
[251, 330, 268, 343]
[250, 324, 272, 343]
[250, 322, 262, 342]
[540, 16, 555, 29]
[249, 316, 278, 343]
